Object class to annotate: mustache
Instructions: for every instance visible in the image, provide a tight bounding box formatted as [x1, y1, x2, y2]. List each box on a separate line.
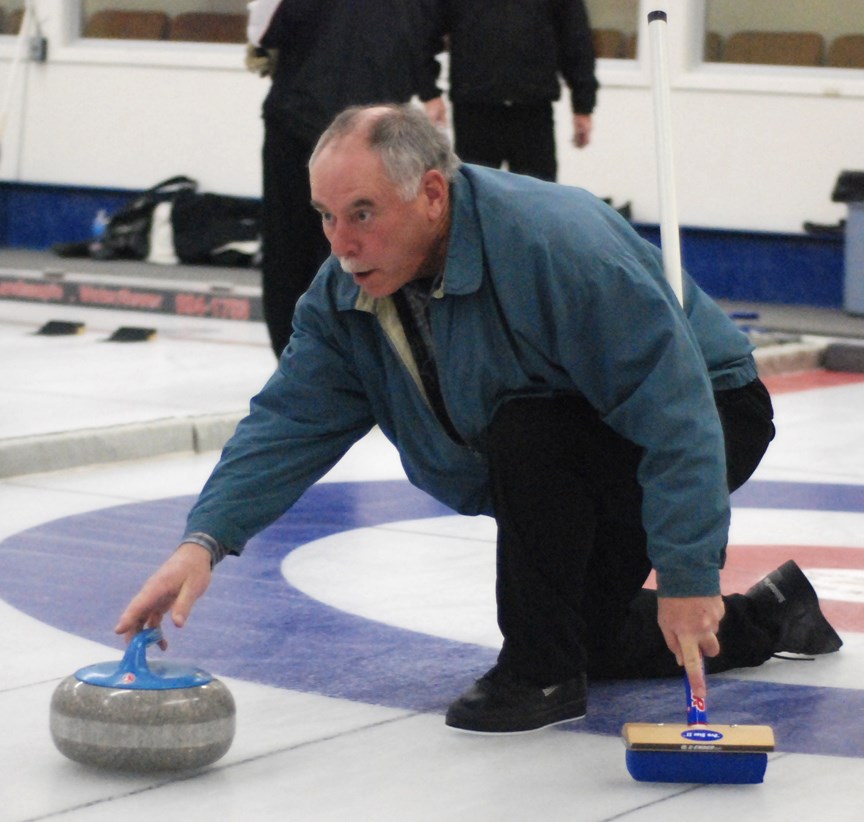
[339, 257, 365, 274]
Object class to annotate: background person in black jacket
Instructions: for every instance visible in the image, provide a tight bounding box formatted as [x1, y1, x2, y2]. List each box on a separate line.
[247, 0, 444, 357]
[437, 0, 598, 182]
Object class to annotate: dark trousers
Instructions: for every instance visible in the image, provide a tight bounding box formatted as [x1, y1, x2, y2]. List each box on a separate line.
[452, 101, 558, 182]
[261, 119, 331, 357]
[488, 380, 777, 686]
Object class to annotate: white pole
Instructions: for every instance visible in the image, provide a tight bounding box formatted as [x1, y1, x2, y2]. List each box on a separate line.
[647, 10, 684, 307]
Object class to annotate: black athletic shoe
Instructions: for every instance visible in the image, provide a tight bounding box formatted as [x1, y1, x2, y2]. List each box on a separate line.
[445, 665, 587, 733]
[745, 560, 843, 655]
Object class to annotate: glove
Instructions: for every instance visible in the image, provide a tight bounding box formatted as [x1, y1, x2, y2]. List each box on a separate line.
[245, 44, 278, 77]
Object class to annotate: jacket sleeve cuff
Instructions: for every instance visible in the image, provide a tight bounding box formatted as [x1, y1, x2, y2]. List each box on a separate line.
[655, 569, 722, 598]
[183, 532, 235, 568]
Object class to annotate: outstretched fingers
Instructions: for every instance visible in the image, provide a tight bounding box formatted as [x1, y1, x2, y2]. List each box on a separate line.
[114, 575, 177, 646]
[114, 542, 213, 645]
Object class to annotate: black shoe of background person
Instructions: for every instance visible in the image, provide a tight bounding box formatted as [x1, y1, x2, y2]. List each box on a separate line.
[445, 665, 587, 733]
[802, 219, 845, 238]
[745, 560, 843, 655]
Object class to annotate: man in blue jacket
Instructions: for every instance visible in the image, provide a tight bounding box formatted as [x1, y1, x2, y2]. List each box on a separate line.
[117, 104, 841, 734]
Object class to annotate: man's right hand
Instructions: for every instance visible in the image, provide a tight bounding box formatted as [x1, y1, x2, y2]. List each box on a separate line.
[114, 542, 212, 646]
[656, 594, 724, 700]
[245, 43, 278, 77]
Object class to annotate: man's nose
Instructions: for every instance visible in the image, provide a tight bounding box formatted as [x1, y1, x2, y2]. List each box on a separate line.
[326, 220, 358, 258]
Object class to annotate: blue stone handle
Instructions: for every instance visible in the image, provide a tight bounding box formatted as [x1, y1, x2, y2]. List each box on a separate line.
[75, 626, 212, 689]
[118, 627, 163, 678]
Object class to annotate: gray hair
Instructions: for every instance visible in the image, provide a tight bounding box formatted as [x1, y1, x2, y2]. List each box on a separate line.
[310, 104, 461, 201]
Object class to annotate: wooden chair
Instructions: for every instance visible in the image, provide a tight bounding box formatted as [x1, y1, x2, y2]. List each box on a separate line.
[704, 32, 723, 62]
[827, 35, 864, 68]
[723, 31, 824, 67]
[592, 28, 624, 59]
[84, 10, 170, 41]
[6, 8, 23, 34]
[168, 12, 247, 44]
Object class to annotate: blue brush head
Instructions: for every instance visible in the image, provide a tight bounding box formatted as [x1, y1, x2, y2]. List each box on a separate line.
[625, 749, 768, 784]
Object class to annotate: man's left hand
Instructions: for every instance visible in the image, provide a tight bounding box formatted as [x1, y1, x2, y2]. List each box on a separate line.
[424, 97, 448, 129]
[572, 113, 593, 148]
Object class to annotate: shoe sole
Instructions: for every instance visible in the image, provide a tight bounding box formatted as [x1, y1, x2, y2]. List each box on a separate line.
[444, 707, 587, 735]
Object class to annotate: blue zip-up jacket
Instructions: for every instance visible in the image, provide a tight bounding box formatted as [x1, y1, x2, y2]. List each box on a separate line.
[186, 165, 757, 598]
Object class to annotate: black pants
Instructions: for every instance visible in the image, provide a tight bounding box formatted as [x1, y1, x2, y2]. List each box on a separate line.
[452, 101, 557, 182]
[488, 380, 776, 686]
[261, 119, 331, 357]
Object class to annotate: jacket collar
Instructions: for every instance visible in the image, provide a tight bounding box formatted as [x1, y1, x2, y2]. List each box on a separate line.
[336, 168, 484, 313]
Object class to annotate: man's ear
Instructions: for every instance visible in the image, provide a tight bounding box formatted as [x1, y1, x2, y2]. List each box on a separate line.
[421, 170, 449, 220]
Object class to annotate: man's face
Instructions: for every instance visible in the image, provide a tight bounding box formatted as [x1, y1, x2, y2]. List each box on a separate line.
[310, 134, 448, 298]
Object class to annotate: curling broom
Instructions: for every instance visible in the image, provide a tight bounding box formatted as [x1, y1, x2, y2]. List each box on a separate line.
[622, 667, 775, 783]
[620, 10, 776, 784]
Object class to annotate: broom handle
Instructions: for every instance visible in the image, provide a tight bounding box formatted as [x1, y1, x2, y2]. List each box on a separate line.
[685, 666, 709, 725]
[647, 10, 684, 307]
[651, 12, 720, 722]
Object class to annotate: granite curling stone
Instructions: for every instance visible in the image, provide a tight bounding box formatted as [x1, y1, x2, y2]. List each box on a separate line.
[50, 627, 235, 772]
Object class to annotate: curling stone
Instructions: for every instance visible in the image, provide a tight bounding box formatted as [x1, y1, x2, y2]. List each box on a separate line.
[50, 628, 235, 772]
